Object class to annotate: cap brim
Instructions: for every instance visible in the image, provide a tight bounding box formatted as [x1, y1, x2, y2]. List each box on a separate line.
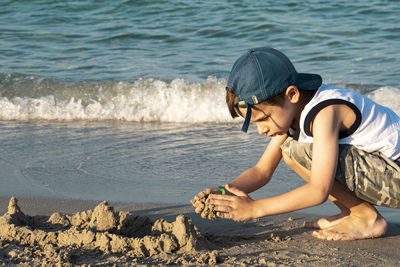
[294, 73, 322, 90]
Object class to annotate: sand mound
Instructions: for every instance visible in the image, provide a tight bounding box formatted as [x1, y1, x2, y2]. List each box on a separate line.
[191, 193, 217, 220]
[0, 197, 219, 266]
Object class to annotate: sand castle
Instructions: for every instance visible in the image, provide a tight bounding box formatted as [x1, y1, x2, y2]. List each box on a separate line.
[0, 197, 219, 266]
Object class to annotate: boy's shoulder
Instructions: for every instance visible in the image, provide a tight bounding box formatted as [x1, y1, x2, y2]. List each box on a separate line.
[305, 84, 361, 107]
[317, 84, 357, 95]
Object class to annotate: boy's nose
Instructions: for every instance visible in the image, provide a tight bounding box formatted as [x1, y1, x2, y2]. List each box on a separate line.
[257, 123, 268, 135]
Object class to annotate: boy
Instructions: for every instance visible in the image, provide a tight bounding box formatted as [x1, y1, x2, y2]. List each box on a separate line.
[192, 47, 400, 240]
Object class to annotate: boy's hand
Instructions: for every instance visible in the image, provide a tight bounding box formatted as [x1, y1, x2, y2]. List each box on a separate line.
[208, 184, 255, 222]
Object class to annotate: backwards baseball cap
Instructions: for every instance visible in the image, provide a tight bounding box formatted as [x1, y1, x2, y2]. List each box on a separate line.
[227, 47, 322, 132]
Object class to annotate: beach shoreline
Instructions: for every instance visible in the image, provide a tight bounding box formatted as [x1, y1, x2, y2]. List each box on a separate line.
[0, 197, 399, 266]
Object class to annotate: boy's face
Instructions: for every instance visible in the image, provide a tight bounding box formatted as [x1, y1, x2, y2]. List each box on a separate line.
[238, 87, 299, 137]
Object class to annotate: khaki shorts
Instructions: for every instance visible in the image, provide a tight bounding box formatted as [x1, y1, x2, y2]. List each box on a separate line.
[281, 137, 400, 208]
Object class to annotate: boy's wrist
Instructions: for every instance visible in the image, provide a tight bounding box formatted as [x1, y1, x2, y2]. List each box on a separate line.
[252, 199, 268, 218]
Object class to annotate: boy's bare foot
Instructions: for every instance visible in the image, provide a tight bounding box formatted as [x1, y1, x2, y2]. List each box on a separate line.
[311, 212, 387, 241]
[303, 200, 351, 229]
[303, 213, 347, 229]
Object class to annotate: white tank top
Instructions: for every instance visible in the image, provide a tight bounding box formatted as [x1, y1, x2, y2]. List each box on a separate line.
[296, 84, 400, 160]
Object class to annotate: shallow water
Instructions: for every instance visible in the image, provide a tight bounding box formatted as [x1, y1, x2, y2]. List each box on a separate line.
[0, 121, 272, 202]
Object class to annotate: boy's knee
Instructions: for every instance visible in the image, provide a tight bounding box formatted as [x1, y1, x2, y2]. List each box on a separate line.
[281, 137, 313, 171]
[282, 151, 294, 167]
[282, 150, 307, 172]
[281, 138, 298, 168]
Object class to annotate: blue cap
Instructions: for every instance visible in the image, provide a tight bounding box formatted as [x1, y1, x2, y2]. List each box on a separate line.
[227, 47, 322, 132]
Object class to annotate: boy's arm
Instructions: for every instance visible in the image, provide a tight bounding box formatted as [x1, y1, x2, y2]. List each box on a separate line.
[192, 134, 285, 215]
[227, 133, 287, 194]
[210, 105, 341, 221]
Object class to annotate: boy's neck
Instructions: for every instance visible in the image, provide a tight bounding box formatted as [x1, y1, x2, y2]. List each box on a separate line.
[291, 89, 317, 130]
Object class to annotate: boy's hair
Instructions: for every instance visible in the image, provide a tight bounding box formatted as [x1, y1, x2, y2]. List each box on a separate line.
[226, 87, 286, 118]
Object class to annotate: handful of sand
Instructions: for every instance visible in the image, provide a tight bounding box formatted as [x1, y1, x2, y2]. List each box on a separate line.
[191, 193, 218, 220]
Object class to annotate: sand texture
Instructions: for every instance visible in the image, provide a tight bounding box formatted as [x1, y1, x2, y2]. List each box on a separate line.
[0, 197, 399, 266]
[191, 193, 217, 220]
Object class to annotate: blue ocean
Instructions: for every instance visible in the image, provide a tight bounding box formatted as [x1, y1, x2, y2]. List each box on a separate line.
[1, 0, 399, 221]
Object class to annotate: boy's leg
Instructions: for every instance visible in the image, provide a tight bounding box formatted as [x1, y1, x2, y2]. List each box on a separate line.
[283, 151, 349, 228]
[282, 149, 388, 240]
[281, 139, 351, 228]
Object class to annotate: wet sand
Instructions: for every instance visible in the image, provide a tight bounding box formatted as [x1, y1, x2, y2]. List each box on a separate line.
[0, 197, 399, 266]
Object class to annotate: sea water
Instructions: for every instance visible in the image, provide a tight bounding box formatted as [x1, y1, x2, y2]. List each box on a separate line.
[0, 0, 399, 221]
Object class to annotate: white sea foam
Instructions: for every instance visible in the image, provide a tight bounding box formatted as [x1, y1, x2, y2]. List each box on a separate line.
[1, 76, 399, 123]
[367, 86, 400, 116]
[0, 76, 237, 123]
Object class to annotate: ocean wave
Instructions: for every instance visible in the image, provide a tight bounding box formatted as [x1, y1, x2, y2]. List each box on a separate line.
[0, 74, 399, 123]
[367, 86, 400, 116]
[0, 75, 235, 123]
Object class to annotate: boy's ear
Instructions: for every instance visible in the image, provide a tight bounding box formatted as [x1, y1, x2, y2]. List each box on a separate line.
[285, 86, 300, 103]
